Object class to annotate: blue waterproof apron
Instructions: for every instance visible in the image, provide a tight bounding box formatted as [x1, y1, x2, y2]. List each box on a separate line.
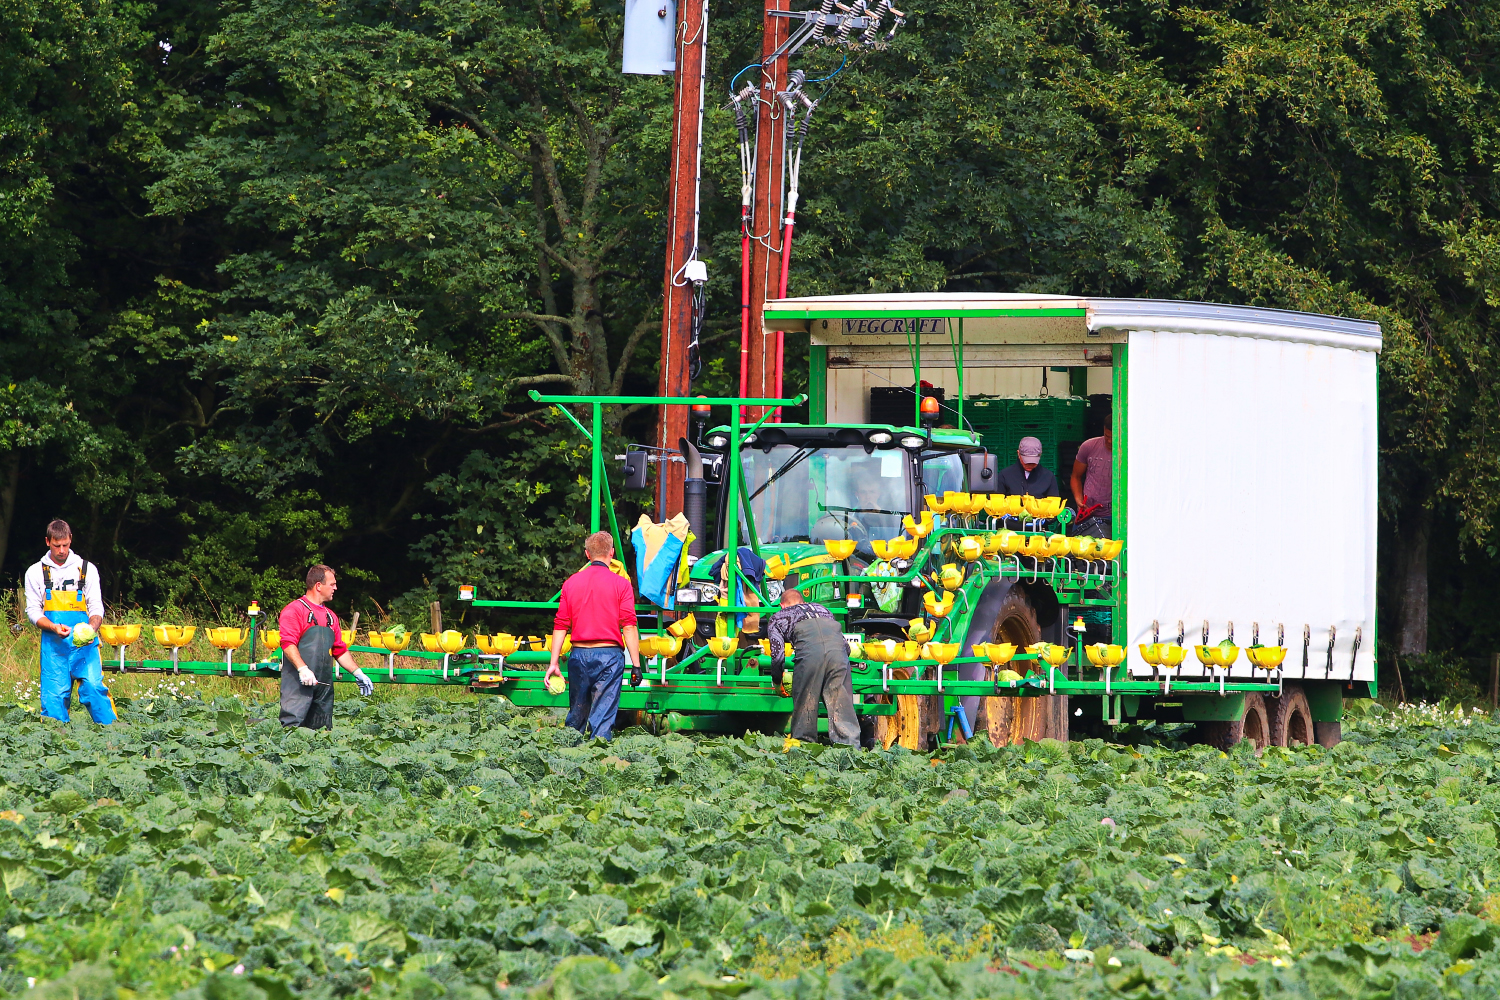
[39, 562, 116, 724]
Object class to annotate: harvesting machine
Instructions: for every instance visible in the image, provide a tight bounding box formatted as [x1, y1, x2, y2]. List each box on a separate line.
[94, 294, 1377, 752]
[464, 293, 1378, 750]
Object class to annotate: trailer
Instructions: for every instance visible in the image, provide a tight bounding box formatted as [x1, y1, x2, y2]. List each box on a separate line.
[91, 294, 1377, 752]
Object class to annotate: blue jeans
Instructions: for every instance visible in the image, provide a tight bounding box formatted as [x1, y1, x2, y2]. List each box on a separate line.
[565, 646, 625, 741]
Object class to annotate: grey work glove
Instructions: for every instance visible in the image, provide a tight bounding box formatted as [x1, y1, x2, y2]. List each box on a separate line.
[353, 670, 374, 697]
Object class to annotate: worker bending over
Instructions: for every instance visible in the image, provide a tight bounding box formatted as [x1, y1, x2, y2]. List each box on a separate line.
[765, 589, 860, 746]
[24, 519, 115, 724]
[277, 564, 374, 729]
[546, 531, 640, 742]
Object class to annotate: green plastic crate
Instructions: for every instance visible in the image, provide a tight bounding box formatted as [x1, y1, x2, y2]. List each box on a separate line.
[965, 395, 1085, 478]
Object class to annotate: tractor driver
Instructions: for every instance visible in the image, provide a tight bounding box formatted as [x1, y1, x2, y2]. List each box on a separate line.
[765, 588, 860, 747]
[24, 519, 116, 724]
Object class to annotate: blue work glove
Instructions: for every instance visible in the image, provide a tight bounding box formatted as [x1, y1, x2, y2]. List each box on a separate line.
[353, 671, 374, 697]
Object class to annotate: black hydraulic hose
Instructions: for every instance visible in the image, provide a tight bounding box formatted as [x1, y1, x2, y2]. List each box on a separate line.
[680, 438, 707, 557]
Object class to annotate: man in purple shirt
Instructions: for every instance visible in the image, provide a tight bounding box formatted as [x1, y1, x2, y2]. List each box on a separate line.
[1070, 424, 1113, 535]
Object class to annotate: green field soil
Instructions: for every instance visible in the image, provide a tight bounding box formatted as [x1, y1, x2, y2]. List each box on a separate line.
[0, 687, 1498, 1000]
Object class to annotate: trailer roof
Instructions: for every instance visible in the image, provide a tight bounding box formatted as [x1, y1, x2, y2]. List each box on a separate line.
[763, 293, 1382, 352]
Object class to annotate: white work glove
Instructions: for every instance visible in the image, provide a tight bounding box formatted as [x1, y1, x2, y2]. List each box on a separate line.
[297, 666, 318, 687]
[353, 670, 374, 697]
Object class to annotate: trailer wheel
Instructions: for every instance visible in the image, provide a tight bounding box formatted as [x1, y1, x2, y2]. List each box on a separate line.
[1313, 722, 1342, 748]
[1270, 685, 1314, 747]
[1193, 693, 1269, 751]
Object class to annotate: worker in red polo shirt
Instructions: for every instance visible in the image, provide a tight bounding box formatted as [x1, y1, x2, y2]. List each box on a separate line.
[544, 531, 639, 741]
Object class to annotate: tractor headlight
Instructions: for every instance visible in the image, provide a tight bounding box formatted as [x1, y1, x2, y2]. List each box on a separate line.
[867, 431, 893, 446]
[900, 435, 926, 450]
[697, 583, 721, 602]
[707, 434, 729, 448]
[675, 587, 703, 605]
[766, 579, 785, 603]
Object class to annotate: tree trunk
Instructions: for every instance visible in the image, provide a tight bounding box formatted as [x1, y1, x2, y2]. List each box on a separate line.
[0, 453, 19, 578]
[1397, 505, 1431, 655]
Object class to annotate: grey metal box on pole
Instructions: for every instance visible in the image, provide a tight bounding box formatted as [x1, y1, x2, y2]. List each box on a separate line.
[622, 0, 676, 74]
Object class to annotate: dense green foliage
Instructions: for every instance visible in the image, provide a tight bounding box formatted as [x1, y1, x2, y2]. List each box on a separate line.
[0, 698, 1496, 998]
[7, 0, 1500, 680]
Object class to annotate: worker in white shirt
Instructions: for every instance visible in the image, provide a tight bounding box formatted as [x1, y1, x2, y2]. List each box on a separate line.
[23, 520, 116, 724]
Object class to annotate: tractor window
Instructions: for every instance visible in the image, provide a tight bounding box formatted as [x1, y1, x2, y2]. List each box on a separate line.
[741, 446, 908, 546]
[922, 453, 966, 498]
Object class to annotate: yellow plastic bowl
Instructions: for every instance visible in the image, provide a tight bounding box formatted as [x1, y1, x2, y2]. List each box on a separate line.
[924, 591, 955, 618]
[894, 640, 921, 662]
[476, 633, 519, 657]
[259, 629, 282, 652]
[667, 614, 698, 639]
[1023, 495, 1065, 520]
[1096, 538, 1124, 560]
[207, 627, 246, 650]
[824, 539, 857, 561]
[941, 491, 971, 514]
[922, 642, 962, 664]
[708, 636, 739, 658]
[1085, 643, 1126, 667]
[764, 555, 792, 581]
[1138, 642, 1162, 666]
[756, 638, 793, 659]
[1020, 536, 1052, 559]
[1246, 645, 1287, 669]
[957, 536, 984, 562]
[906, 617, 934, 642]
[653, 634, 685, 659]
[1067, 536, 1098, 558]
[99, 623, 141, 646]
[974, 642, 1017, 666]
[1158, 644, 1188, 668]
[864, 638, 897, 663]
[153, 624, 197, 647]
[903, 512, 934, 539]
[938, 564, 964, 591]
[1027, 642, 1070, 667]
[924, 494, 951, 514]
[371, 630, 412, 652]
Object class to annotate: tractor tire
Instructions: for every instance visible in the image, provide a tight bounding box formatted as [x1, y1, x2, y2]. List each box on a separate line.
[965, 585, 1068, 746]
[1193, 693, 1269, 751]
[1270, 684, 1315, 747]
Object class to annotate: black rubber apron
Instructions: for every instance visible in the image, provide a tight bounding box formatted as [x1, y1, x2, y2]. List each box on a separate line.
[280, 599, 335, 729]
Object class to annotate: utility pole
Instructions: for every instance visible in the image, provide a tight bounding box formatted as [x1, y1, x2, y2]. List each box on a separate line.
[745, 0, 790, 422]
[655, 0, 709, 518]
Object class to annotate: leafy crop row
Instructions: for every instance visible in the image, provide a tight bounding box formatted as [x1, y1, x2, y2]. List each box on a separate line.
[1, 696, 1499, 1000]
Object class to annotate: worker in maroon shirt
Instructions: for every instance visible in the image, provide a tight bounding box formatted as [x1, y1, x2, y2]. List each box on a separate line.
[545, 531, 640, 741]
[277, 564, 374, 729]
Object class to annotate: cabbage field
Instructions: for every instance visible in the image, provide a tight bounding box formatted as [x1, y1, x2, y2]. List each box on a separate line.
[1, 693, 1500, 1000]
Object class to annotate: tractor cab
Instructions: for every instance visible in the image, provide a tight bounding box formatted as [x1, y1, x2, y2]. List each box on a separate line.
[684, 421, 1000, 639]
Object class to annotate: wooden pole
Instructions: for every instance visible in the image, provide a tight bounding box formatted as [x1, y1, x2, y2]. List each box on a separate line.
[654, 0, 709, 519]
[745, 0, 790, 422]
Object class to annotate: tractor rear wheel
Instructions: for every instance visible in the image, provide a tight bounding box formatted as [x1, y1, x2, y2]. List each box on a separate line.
[966, 586, 1068, 745]
[1270, 685, 1314, 747]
